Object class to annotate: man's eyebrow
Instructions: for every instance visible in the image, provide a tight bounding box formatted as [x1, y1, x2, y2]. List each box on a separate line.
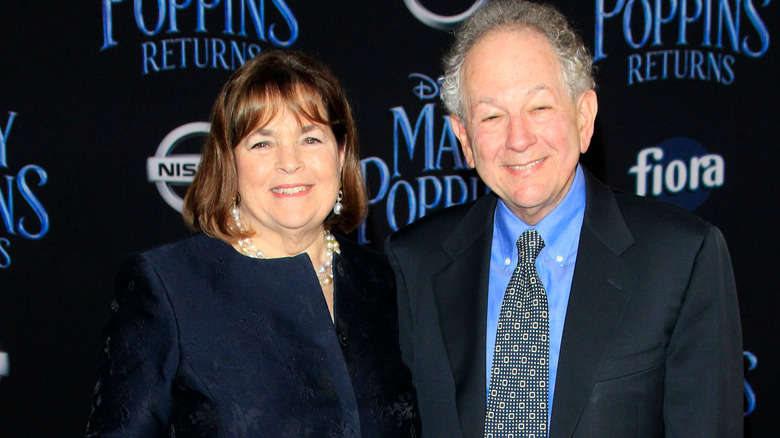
[526, 84, 548, 96]
[472, 84, 549, 107]
[474, 97, 497, 106]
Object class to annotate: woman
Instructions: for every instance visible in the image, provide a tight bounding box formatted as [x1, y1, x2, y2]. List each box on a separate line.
[86, 51, 419, 437]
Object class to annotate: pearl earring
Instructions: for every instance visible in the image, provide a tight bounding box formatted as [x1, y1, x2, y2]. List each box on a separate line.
[333, 189, 343, 215]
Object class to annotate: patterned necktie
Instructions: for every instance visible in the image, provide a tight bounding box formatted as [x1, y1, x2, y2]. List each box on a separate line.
[485, 229, 549, 438]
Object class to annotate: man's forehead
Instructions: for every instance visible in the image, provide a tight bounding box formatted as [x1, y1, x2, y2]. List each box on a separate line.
[459, 29, 562, 109]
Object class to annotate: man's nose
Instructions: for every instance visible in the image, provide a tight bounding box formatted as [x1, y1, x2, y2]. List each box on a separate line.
[506, 115, 536, 151]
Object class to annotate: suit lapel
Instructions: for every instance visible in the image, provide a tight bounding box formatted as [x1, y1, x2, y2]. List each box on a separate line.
[550, 171, 637, 438]
[427, 172, 637, 437]
[433, 194, 497, 438]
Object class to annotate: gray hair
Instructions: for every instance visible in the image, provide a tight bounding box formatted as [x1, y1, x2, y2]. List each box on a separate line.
[441, 0, 595, 118]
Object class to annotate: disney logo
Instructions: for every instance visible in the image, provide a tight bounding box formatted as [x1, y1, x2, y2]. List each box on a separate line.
[409, 73, 442, 100]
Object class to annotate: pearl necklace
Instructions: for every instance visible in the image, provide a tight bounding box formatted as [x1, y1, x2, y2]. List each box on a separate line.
[231, 206, 340, 286]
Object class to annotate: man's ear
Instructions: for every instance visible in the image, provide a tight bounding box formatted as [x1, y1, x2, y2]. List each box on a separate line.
[450, 114, 476, 168]
[577, 90, 598, 154]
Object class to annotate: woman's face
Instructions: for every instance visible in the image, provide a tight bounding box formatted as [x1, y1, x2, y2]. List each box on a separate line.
[234, 109, 344, 239]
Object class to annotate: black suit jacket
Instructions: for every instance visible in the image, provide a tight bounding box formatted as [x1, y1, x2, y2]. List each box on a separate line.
[87, 233, 420, 437]
[385, 170, 742, 437]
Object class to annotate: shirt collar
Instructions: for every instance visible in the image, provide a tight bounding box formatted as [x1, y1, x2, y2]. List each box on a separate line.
[494, 165, 587, 266]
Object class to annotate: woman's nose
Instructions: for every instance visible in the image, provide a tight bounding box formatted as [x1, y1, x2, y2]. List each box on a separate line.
[276, 144, 303, 173]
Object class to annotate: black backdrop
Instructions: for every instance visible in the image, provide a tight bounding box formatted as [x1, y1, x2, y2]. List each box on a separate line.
[1, 1, 777, 436]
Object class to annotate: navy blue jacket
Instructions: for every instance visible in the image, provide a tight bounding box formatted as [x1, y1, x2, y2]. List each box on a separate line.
[386, 170, 742, 437]
[87, 233, 419, 437]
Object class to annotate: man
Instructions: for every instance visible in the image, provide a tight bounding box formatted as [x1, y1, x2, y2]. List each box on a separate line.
[384, 1, 743, 437]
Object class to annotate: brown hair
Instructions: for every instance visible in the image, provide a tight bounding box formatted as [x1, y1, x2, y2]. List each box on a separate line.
[183, 50, 368, 242]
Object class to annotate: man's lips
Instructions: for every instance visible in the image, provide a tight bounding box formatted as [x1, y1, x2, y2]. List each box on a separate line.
[506, 157, 545, 171]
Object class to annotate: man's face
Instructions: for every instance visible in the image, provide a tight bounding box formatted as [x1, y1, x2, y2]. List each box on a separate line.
[451, 28, 597, 225]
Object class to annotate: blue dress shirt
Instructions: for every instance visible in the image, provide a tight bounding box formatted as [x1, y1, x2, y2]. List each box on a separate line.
[486, 165, 586, 422]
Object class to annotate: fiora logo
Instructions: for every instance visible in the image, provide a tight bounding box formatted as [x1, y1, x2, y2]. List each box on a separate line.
[628, 137, 724, 210]
[147, 122, 209, 212]
[403, 0, 488, 30]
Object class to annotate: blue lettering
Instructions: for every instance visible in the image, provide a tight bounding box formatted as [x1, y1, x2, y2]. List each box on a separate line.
[417, 175, 443, 218]
[212, 38, 228, 68]
[248, 43, 262, 58]
[390, 104, 435, 178]
[142, 41, 161, 74]
[0, 238, 9, 268]
[0, 112, 16, 169]
[356, 222, 369, 245]
[742, 0, 770, 57]
[168, 0, 193, 33]
[16, 165, 49, 240]
[594, 0, 626, 61]
[387, 180, 416, 231]
[744, 351, 757, 415]
[269, 0, 298, 46]
[240, 0, 266, 40]
[689, 49, 705, 78]
[596, 0, 770, 65]
[653, 0, 677, 46]
[678, 0, 703, 45]
[194, 38, 209, 67]
[161, 39, 177, 69]
[196, 0, 221, 32]
[103, 0, 299, 55]
[628, 53, 643, 84]
[706, 52, 722, 82]
[360, 157, 390, 204]
[224, 0, 235, 34]
[0, 176, 13, 235]
[135, 0, 167, 36]
[703, 0, 714, 46]
[624, 0, 652, 49]
[436, 117, 466, 170]
[674, 50, 689, 77]
[721, 54, 736, 83]
[229, 40, 247, 69]
[444, 175, 468, 207]
[176, 38, 191, 67]
[102, 0, 125, 50]
[645, 49, 659, 80]
[717, 0, 740, 51]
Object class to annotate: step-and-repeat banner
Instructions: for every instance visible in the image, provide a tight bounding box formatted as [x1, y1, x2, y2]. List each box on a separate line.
[1, 1, 777, 435]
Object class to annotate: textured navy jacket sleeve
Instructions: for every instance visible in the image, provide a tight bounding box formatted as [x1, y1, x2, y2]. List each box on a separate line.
[87, 255, 180, 437]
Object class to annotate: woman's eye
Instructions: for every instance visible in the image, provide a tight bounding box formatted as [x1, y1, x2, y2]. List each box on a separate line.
[303, 137, 322, 145]
[250, 141, 270, 149]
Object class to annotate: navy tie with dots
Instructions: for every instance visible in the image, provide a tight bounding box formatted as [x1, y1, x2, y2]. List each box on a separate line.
[485, 229, 549, 438]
